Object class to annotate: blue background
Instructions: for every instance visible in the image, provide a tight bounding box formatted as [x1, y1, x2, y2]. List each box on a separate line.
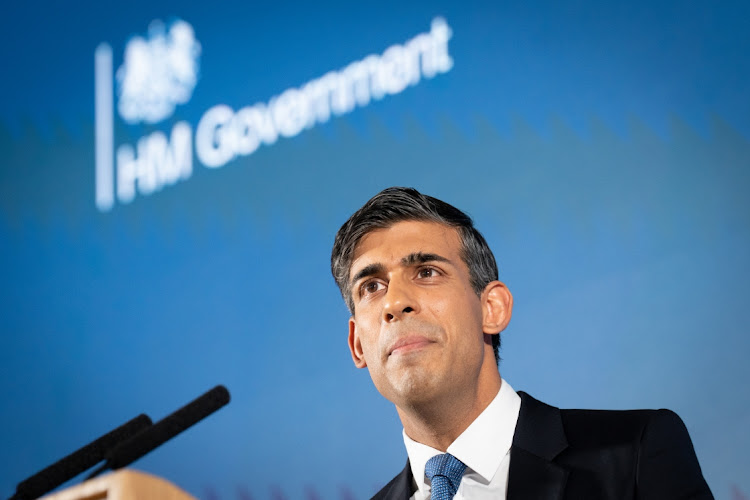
[1, 1, 748, 498]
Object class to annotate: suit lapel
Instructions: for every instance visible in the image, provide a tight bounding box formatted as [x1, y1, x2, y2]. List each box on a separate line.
[373, 460, 415, 500]
[507, 392, 570, 500]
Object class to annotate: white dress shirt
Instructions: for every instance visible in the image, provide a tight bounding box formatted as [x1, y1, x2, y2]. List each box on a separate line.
[403, 378, 521, 499]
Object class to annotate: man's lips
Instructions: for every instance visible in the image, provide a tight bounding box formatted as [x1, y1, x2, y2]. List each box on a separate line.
[388, 336, 434, 356]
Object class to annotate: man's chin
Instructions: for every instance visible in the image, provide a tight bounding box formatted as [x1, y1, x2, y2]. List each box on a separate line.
[385, 366, 441, 405]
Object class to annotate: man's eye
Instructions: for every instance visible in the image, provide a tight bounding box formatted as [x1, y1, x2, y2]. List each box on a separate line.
[418, 267, 438, 278]
[361, 281, 384, 296]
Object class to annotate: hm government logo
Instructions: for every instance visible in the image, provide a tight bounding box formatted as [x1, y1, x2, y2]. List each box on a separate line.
[95, 17, 453, 212]
[117, 19, 201, 125]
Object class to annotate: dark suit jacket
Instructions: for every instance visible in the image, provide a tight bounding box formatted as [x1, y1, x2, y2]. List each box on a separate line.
[371, 392, 713, 499]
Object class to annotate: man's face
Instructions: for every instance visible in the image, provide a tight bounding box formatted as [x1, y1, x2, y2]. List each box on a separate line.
[347, 220, 509, 409]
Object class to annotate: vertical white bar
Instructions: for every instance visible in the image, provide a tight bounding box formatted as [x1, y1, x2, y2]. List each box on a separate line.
[95, 43, 114, 212]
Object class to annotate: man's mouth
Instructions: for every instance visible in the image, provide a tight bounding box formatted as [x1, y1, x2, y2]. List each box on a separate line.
[388, 336, 434, 356]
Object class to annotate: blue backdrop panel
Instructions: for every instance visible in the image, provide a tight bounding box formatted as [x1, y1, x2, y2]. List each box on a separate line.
[1, 1, 748, 499]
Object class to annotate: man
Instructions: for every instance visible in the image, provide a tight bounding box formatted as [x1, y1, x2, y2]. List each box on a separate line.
[330, 187, 712, 499]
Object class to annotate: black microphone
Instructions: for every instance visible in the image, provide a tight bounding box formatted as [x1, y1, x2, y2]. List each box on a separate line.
[88, 385, 230, 478]
[11, 413, 152, 500]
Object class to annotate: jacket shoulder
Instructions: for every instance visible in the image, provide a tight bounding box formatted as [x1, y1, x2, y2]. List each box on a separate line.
[517, 391, 666, 450]
[560, 406, 670, 447]
[557, 405, 713, 498]
[517, 393, 712, 498]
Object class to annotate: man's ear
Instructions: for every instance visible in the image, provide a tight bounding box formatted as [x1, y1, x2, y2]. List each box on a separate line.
[481, 281, 513, 334]
[348, 317, 368, 369]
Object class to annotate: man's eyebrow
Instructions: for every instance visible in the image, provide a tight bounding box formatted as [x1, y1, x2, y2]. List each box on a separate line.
[401, 252, 452, 266]
[350, 263, 386, 288]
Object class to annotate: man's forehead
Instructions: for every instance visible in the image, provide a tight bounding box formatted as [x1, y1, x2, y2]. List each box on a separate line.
[349, 221, 461, 276]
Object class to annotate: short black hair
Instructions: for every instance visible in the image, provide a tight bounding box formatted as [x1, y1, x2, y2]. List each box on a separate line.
[331, 187, 502, 363]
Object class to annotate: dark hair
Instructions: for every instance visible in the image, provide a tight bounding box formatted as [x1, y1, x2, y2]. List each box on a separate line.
[331, 187, 502, 363]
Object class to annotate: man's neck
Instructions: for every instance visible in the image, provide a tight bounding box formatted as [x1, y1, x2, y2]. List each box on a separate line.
[397, 373, 502, 451]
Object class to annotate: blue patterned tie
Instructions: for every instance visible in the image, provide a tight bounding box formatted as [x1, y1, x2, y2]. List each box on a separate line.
[424, 453, 467, 499]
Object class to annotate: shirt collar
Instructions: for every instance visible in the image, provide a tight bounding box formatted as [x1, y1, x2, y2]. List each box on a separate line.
[403, 378, 521, 494]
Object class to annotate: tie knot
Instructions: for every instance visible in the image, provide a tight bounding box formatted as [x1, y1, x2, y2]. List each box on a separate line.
[424, 453, 467, 499]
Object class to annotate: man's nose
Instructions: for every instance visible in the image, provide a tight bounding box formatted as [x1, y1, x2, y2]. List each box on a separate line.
[382, 276, 418, 323]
